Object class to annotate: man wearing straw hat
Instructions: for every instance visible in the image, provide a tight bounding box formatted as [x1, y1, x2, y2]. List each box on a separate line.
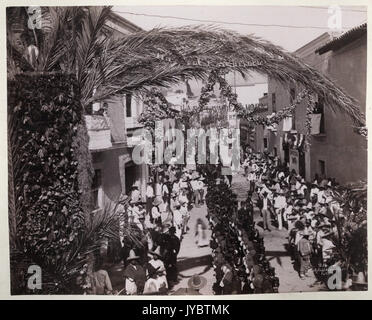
[130, 181, 141, 203]
[274, 189, 286, 230]
[123, 249, 146, 295]
[171, 274, 207, 295]
[298, 229, 313, 279]
[147, 247, 168, 291]
[172, 201, 183, 240]
[146, 180, 154, 215]
[151, 197, 162, 226]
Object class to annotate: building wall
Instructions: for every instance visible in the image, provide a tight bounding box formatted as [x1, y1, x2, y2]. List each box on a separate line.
[310, 34, 367, 184]
[92, 148, 148, 208]
[256, 32, 367, 185]
[87, 14, 151, 214]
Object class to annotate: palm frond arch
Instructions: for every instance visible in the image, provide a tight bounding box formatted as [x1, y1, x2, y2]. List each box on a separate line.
[8, 6, 365, 128]
[102, 26, 365, 130]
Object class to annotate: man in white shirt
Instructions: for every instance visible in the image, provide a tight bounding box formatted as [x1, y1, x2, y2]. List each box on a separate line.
[197, 178, 205, 204]
[259, 180, 272, 199]
[261, 192, 271, 232]
[274, 191, 287, 230]
[190, 178, 200, 207]
[131, 185, 141, 203]
[172, 202, 184, 239]
[297, 180, 308, 197]
[172, 180, 180, 195]
[247, 171, 256, 193]
[310, 183, 319, 200]
[146, 181, 154, 215]
[151, 198, 162, 226]
[179, 176, 188, 189]
[317, 186, 326, 204]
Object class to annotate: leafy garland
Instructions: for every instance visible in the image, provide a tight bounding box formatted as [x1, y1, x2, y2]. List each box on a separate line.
[304, 94, 317, 150]
[199, 165, 279, 294]
[138, 69, 367, 144]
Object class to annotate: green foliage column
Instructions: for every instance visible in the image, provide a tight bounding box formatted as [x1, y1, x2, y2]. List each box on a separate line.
[8, 72, 93, 293]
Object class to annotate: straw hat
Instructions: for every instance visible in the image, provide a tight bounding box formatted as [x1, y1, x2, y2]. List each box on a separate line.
[191, 171, 200, 179]
[127, 249, 140, 261]
[152, 198, 162, 206]
[188, 274, 207, 290]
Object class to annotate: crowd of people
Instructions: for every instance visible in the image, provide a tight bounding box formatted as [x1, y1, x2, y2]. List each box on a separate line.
[200, 166, 279, 294]
[241, 148, 362, 287]
[88, 164, 207, 295]
[86, 146, 366, 295]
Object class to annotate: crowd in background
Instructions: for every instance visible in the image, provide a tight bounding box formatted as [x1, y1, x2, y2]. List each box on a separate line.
[205, 176, 280, 294]
[88, 164, 206, 295]
[87, 146, 367, 294]
[241, 148, 355, 284]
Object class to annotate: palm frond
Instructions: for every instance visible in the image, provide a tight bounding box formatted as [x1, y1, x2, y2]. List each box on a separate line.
[86, 25, 365, 126]
[76, 6, 112, 103]
[34, 7, 71, 71]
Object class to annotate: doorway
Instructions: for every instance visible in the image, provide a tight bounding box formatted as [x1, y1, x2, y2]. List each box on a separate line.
[299, 151, 306, 178]
[125, 162, 137, 195]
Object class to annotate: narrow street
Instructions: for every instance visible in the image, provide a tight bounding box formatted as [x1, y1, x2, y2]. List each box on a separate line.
[262, 226, 325, 293]
[108, 172, 327, 295]
[231, 172, 326, 293]
[170, 203, 215, 295]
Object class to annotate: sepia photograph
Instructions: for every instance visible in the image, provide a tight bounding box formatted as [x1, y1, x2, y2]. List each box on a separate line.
[5, 3, 368, 296]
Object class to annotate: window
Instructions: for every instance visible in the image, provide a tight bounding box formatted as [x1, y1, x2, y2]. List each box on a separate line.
[263, 138, 268, 149]
[91, 169, 102, 210]
[271, 93, 276, 112]
[273, 147, 277, 157]
[125, 94, 132, 117]
[314, 97, 325, 134]
[318, 160, 326, 177]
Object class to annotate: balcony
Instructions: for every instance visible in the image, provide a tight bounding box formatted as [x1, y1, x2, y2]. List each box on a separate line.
[85, 115, 112, 151]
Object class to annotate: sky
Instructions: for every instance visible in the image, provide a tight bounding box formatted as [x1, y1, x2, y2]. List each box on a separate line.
[113, 5, 367, 52]
[113, 5, 367, 104]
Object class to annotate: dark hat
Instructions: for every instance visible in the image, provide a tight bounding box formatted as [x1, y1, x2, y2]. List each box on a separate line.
[169, 226, 176, 234]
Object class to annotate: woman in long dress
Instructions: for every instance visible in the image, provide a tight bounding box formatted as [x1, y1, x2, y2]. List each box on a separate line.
[195, 218, 209, 247]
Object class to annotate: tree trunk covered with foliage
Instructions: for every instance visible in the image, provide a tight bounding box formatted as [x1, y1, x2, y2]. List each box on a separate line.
[8, 72, 92, 294]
